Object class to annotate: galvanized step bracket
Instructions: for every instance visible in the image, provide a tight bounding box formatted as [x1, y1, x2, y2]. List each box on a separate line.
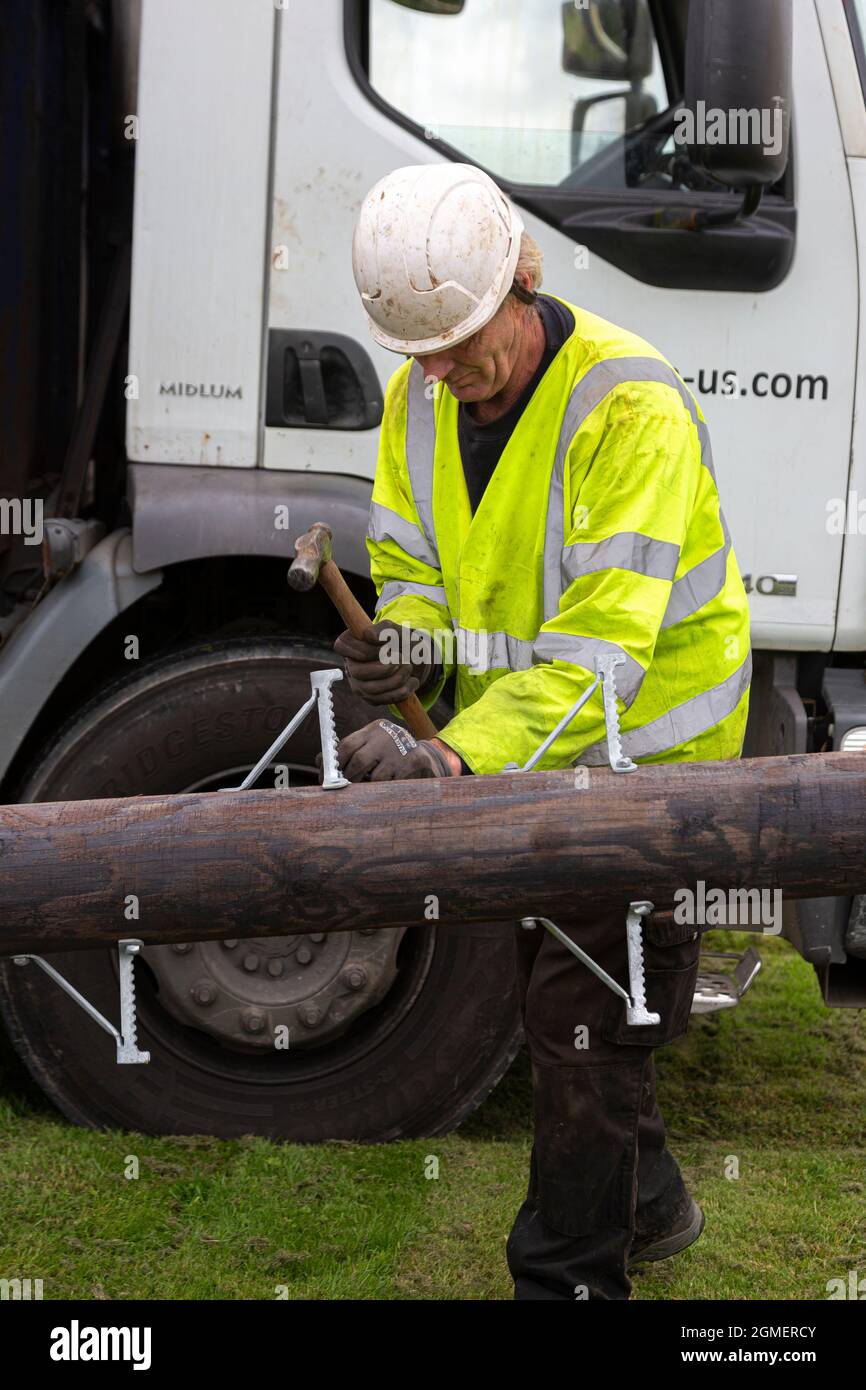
[235, 666, 348, 791]
[12, 940, 150, 1064]
[522, 901, 661, 1027]
[503, 652, 637, 776]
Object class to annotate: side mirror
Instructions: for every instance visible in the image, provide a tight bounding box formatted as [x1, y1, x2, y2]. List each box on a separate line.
[388, 0, 465, 13]
[571, 89, 658, 166]
[561, 0, 654, 84]
[683, 0, 792, 190]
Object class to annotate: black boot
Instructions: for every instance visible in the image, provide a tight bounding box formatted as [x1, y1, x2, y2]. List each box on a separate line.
[630, 1174, 705, 1268]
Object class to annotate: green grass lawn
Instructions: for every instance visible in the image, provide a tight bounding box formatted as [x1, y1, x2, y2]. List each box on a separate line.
[0, 934, 863, 1300]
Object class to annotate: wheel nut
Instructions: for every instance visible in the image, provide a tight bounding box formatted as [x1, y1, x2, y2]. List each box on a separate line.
[243, 954, 259, 972]
[297, 945, 312, 966]
[267, 959, 284, 978]
[241, 1009, 266, 1034]
[299, 1005, 321, 1028]
[223, 939, 238, 950]
[342, 967, 367, 991]
[310, 933, 325, 944]
[172, 942, 192, 954]
[191, 980, 216, 1006]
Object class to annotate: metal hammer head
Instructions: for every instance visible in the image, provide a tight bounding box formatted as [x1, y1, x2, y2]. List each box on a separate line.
[288, 522, 333, 593]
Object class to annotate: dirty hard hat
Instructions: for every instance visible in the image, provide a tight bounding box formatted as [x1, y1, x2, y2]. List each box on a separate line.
[352, 163, 525, 355]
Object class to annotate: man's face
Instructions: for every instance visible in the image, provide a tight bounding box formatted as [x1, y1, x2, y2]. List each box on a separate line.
[413, 298, 524, 404]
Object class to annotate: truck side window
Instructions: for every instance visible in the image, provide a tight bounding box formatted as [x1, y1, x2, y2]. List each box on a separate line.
[356, 1, 796, 291]
[367, 0, 676, 190]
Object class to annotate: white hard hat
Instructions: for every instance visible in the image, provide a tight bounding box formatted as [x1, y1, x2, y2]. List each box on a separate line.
[352, 163, 525, 355]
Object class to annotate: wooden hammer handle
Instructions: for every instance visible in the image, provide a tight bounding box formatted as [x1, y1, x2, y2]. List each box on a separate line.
[319, 560, 440, 742]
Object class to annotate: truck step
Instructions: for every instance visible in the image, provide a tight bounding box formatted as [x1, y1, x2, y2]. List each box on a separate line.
[691, 947, 762, 1014]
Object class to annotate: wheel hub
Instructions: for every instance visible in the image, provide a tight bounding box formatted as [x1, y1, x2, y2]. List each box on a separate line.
[146, 927, 402, 1050]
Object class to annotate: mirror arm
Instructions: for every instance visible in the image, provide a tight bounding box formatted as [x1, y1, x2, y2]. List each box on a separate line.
[654, 184, 763, 232]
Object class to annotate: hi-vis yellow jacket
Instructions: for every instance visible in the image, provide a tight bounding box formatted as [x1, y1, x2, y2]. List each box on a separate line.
[366, 297, 751, 776]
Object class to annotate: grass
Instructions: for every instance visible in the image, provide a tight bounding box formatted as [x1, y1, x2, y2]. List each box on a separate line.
[0, 933, 863, 1300]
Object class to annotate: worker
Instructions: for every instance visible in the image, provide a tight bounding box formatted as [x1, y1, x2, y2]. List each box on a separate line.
[334, 162, 752, 1300]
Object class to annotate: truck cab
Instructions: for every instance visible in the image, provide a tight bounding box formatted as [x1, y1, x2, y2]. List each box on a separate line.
[1, 0, 865, 1140]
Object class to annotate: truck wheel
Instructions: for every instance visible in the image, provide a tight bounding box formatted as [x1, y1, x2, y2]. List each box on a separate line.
[0, 640, 521, 1140]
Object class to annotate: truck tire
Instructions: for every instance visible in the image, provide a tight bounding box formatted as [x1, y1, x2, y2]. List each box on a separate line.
[0, 640, 522, 1140]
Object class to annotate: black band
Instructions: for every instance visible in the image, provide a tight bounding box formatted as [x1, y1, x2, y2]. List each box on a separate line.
[510, 278, 537, 305]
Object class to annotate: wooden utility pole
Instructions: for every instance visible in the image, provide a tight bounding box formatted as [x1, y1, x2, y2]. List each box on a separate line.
[0, 752, 864, 955]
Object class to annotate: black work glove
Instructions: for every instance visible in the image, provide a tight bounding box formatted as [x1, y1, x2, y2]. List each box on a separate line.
[333, 621, 440, 706]
[332, 719, 457, 783]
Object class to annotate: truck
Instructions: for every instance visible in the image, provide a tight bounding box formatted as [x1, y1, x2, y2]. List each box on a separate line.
[1, 0, 864, 1142]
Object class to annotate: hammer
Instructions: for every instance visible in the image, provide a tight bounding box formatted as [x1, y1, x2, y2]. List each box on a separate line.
[288, 522, 439, 741]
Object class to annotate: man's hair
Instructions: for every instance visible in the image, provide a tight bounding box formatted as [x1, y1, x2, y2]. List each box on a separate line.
[515, 231, 543, 291]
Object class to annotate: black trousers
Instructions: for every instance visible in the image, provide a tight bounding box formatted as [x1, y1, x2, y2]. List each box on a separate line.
[506, 906, 701, 1300]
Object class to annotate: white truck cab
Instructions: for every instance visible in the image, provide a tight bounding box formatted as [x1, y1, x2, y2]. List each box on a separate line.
[1, 0, 865, 1139]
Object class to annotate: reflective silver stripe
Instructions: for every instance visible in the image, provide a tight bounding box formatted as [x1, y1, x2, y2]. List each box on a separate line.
[543, 355, 709, 622]
[543, 431, 567, 624]
[533, 633, 645, 704]
[368, 501, 440, 570]
[564, 356, 700, 431]
[577, 652, 752, 765]
[405, 360, 439, 564]
[375, 580, 449, 611]
[450, 623, 645, 700]
[562, 532, 679, 588]
[661, 532, 731, 631]
[697, 420, 717, 483]
[452, 623, 534, 673]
